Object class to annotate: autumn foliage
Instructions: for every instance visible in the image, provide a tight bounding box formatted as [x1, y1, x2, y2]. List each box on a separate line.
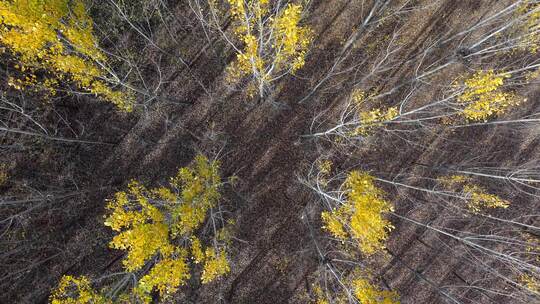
[457, 70, 518, 122]
[220, 0, 312, 96]
[51, 155, 230, 303]
[4, 1, 537, 304]
[321, 170, 395, 256]
[50, 276, 108, 304]
[352, 278, 400, 304]
[308, 161, 400, 303]
[0, 0, 133, 111]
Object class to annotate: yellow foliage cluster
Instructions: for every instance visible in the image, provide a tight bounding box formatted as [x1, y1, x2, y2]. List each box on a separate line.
[438, 174, 469, 186]
[517, 233, 540, 295]
[105, 154, 227, 276]
[519, 274, 540, 294]
[352, 278, 400, 304]
[311, 284, 330, 304]
[520, 237, 540, 298]
[51, 155, 229, 303]
[438, 175, 510, 213]
[310, 273, 399, 304]
[169, 154, 222, 236]
[216, 220, 236, 244]
[517, 1, 540, 53]
[457, 70, 519, 121]
[464, 184, 510, 213]
[351, 89, 367, 105]
[201, 247, 231, 283]
[321, 171, 395, 256]
[316, 159, 332, 187]
[0, 0, 133, 111]
[315, 296, 330, 304]
[50, 276, 108, 304]
[310, 270, 400, 304]
[223, 0, 312, 94]
[136, 251, 191, 297]
[353, 107, 399, 136]
[321, 207, 349, 240]
[105, 181, 174, 271]
[273, 4, 312, 72]
[317, 159, 332, 176]
[190, 237, 231, 283]
[191, 236, 206, 264]
[349, 89, 398, 136]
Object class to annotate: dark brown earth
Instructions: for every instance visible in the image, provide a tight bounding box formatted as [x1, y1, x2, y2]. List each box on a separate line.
[1, 0, 539, 303]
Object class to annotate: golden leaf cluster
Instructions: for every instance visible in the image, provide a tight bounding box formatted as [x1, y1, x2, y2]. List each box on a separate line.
[457, 70, 519, 121]
[517, 234, 540, 296]
[224, 0, 312, 93]
[136, 251, 191, 297]
[321, 171, 395, 256]
[50, 276, 108, 304]
[349, 89, 398, 136]
[311, 284, 330, 304]
[352, 278, 400, 304]
[104, 155, 228, 291]
[352, 107, 398, 136]
[191, 236, 231, 283]
[519, 274, 540, 295]
[0, 0, 133, 111]
[310, 271, 400, 304]
[316, 159, 332, 186]
[200, 247, 231, 283]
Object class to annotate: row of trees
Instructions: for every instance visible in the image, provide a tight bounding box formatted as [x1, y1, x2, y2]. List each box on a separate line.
[1, 0, 314, 302]
[1, 0, 539, 303]
[1, 0, 314, 108]
[301, 0, 539, 303]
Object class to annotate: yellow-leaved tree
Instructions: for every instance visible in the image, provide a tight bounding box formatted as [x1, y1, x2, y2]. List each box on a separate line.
[304, 163, 399, 303]
[438, 175, 510, 214]
[209, 0, 312, 97]
[321, 170, 395, 256]
[0, 0, 134, 111]
[456, 70, 519, 122]
[50, 155, 232, 303]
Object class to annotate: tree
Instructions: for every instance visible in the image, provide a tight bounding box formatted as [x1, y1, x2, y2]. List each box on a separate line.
[204, 0, 312, 97]
[50, 155, 232, 303]
[306, 1, 540, 142]
[321, 170, 395, 256]
[0, 0, 134, 111]
[301, 160, 399, 304]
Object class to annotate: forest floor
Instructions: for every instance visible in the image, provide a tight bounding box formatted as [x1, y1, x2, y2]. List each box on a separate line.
[1, 0, 539, 303]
